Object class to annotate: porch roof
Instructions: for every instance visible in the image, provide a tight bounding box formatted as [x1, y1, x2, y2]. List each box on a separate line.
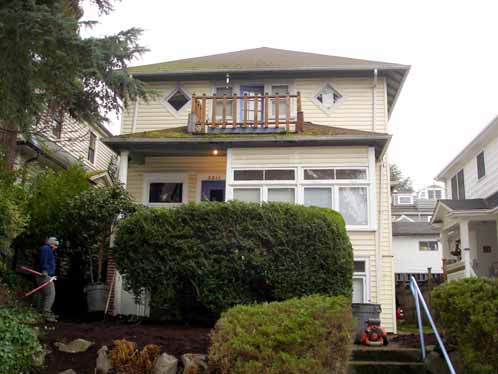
[103, 123, 391, 159]
[432, 190, 498, 224]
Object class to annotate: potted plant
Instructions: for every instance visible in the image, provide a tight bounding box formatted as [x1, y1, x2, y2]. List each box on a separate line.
[66, 184, 135, 312]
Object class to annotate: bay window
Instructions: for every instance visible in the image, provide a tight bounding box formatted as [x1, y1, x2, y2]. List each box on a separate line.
[229, 166, 371, 229]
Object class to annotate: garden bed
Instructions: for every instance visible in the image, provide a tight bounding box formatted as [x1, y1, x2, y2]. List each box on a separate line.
[38, 319, 211, 374]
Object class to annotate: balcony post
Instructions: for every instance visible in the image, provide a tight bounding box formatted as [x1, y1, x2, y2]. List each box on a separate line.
[459, 220, 472, 277]
[296, 91, 304, 132]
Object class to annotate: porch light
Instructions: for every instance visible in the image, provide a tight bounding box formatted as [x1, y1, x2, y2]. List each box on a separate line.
[212, 149, 219, 156]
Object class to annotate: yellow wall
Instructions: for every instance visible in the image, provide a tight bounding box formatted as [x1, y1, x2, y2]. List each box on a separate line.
[121, 77, 388, 134]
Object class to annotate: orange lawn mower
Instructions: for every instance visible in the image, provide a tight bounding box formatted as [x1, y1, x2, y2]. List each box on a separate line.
[359, 318, 389, 346]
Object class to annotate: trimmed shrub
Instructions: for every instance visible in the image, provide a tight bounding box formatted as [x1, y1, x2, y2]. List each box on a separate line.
[0, 306, 43, 374]
[114, 202, 353, 319]
[110, 339, 161, 374]
[432, 278, 498, 374]
[208, 295, 352, 374]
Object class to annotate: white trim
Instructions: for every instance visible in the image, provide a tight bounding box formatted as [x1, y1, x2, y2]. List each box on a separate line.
[311, 82, 344, 115]
[143, 173, 188, 207]
[225, 148, 233, 201]
[161, 85, 192, 117]
[353, 256, 370, 303]
[227, 164, 374, 230]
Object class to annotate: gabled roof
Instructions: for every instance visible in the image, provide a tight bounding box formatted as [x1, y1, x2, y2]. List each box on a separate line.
[436, 114, 498, 180]
[103, 123, 391, 159]
[392, 222, 440, 236]
[128, 47, 410, 117]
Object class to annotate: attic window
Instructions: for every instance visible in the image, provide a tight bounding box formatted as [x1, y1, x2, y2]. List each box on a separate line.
[314, 84, 342, 113]
[166, 88, 190, 111]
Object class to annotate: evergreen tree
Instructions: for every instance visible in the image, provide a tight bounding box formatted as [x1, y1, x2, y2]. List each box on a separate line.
[390, 164, 414, 192]
[0, 0, 148, 168]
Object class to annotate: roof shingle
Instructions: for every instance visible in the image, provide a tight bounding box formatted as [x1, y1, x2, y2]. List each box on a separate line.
[392, 222, 440, 236]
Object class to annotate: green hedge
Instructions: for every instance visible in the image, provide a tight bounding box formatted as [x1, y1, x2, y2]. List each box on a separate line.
[114, 201, 353, 318]
[0, 306, 43, 374]
[208, 295, 352, 374]
[432, 278, 498, 374]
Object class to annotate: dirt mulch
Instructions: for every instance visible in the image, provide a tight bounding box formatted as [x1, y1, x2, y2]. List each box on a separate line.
[390, 332, 438, 348]
[38, 320, 212, 374]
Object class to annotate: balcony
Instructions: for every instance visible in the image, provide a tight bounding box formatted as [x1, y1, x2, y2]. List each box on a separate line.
[187, 93, 304, 134]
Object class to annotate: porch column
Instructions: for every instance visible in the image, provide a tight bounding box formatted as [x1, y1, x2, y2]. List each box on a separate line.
[459, 220, 472, 277]
[440, 230, 449, 280]
[119, 150, 129, 187]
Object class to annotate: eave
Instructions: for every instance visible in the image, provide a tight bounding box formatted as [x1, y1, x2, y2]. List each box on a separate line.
[103, 133, 391, 160]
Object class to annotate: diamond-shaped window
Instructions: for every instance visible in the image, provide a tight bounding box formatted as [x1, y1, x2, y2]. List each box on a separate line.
[167, 89, 190, 111]
[314, 84, 342, 112]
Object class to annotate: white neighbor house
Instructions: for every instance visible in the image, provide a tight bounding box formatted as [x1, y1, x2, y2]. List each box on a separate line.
[432, 114, 498, 281]
[103, 48, 410, 332]
[391, 185, 444, 281]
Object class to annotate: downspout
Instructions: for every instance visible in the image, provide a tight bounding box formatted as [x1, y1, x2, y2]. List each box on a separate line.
[376, 139, 384, 306]
[372, 69, 378, 132]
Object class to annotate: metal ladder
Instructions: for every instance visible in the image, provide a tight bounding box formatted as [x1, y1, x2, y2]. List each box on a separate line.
[409, 275, 456, 374]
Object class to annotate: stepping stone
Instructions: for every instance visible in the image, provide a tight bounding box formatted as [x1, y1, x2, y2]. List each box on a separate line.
[55, 338, 94, 353]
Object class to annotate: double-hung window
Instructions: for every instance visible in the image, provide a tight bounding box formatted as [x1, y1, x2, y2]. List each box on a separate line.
[215, 87, 233, 121]
[230, 166, 370, 229]
[477, 151, 485, 179]
[353, 259, 368, 303]
[270, 85, 289, 120]
[451, 169, 465, 200]
[87, 132, 97, 163]
[145, 174, 186, 206]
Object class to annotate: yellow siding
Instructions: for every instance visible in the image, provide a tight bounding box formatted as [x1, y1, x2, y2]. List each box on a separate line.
[121, 77, 388, 134]
[231, 146, 369, 167]
[126, 156, 226, 203]
[121, 81, 211, 134]
[295, 77, 388, 133]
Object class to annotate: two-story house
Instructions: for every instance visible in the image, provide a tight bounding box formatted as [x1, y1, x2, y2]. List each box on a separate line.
[103, 47, 410, 332]
[432, 114, 498, 281]
[16, 114, 116, 185]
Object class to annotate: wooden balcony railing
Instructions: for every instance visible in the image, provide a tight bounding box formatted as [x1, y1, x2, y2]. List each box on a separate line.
[188, 92, 304, 133]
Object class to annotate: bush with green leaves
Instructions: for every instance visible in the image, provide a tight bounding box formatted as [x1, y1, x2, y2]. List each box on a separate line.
[0, 306, 43, 374]
[432, 278, 498, 374]
[63, 184, 136, 283]
[208, 295, 352, 374]
[114, 201, 353, 319]
[0, 165, 28, 259]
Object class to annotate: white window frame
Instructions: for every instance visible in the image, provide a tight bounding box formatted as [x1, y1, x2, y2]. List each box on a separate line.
[227, 163, 373, 231]
[353, 257, 370, 303]
[87, 131, 98, 165]
[143, 173, 188, 207]
[396, 195, 414, 205]
[419, 240, 439, 252]
[161, 85, 191, 117]
[232, 186, 262, 203]
[312, 82, 344, 114]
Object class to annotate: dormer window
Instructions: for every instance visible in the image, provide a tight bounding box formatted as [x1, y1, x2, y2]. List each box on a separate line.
[397, 195, 414, 205]
[427, 189, 442, 200]
[314, 84, 342, 113]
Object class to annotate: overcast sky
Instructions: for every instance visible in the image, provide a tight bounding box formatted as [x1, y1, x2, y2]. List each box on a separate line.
[83, 0, 498, 189]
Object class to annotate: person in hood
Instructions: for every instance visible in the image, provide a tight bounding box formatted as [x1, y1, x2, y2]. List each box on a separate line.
[37, 237, 58, 322]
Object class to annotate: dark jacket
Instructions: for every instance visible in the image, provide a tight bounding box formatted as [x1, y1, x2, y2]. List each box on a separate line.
[38, 244, 56, 276]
